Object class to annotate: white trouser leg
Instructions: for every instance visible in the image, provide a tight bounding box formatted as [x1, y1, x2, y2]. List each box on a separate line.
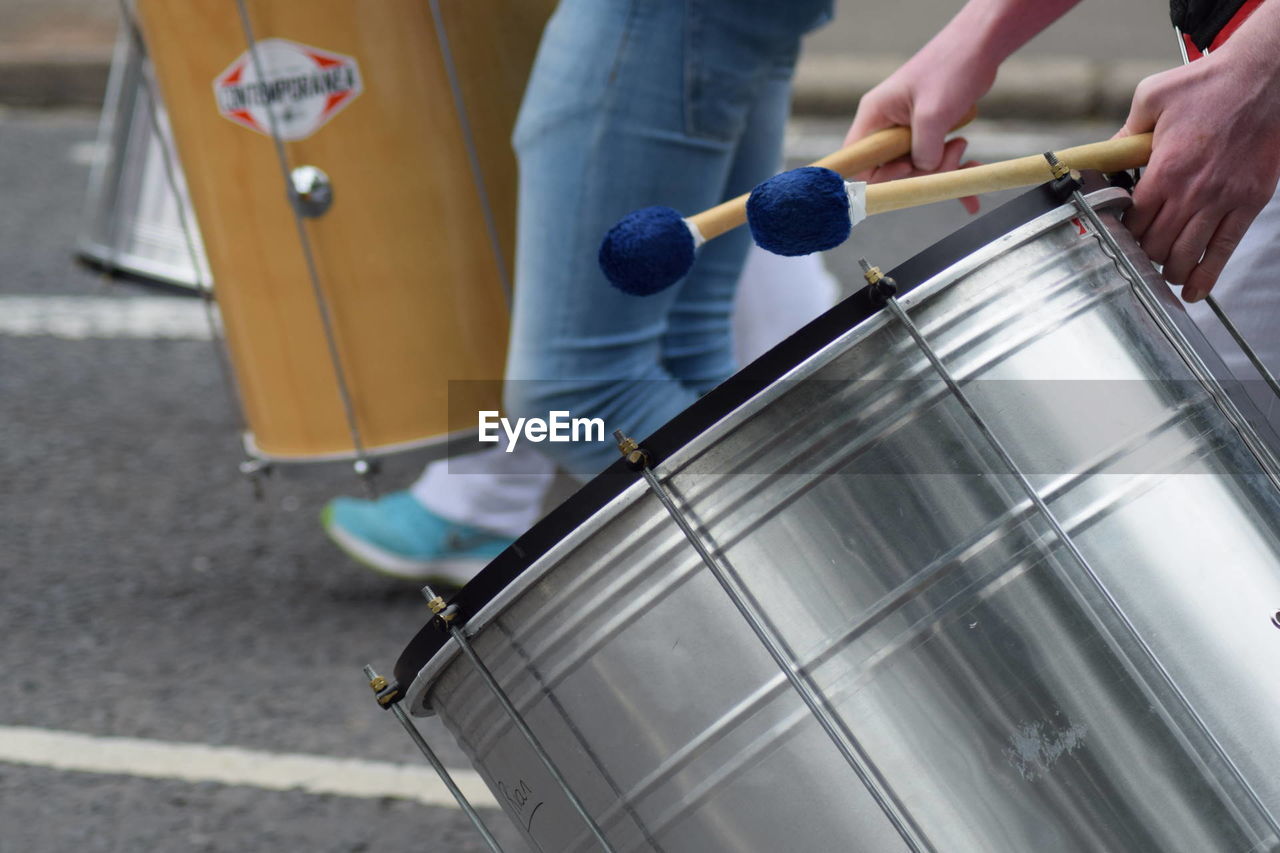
[733, 248, 840, 364]
[412, 443, 556, 539]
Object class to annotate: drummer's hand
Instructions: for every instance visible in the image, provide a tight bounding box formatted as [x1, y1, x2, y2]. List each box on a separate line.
[1116, 44, 1280, 302]
[842, 35, 996, 213]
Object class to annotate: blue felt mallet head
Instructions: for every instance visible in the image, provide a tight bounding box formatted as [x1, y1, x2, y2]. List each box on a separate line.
[746, 166, 856, 257]
[598, 206, 698, 296]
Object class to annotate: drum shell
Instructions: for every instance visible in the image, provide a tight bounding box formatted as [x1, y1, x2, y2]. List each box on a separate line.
[77, 31, 212, 291]
[134, 0, 549, 460]
[410, 191, 1280, 852]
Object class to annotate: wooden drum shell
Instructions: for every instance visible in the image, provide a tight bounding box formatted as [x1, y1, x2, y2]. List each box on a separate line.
[136, 0, 552, 460]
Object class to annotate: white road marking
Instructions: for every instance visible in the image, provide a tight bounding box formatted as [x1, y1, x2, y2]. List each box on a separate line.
[0, 725, 498, 809]
[0, 295, 215, 341]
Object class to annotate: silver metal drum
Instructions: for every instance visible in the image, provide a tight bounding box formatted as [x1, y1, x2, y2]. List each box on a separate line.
[392, 178, 1280, 853]
[77, 29, 212, 291]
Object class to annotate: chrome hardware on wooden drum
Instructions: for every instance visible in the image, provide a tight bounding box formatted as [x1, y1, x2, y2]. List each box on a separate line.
[381, 175, 1280, 852]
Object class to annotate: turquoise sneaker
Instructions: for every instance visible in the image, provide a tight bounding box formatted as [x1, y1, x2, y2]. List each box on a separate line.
[321, 490, 512, 585]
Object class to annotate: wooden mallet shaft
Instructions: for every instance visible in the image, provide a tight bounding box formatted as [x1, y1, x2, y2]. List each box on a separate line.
[688, 107, 980, 241]
[865, 133, 1153, 215]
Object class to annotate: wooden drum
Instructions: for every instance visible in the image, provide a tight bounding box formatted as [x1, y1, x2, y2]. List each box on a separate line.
[135, 0, 552, 461]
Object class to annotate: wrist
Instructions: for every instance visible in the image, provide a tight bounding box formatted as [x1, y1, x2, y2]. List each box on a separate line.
[1217, 6, 1280, 84]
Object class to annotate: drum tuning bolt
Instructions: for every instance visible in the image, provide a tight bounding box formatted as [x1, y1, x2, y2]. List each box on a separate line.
[423, 586, 460, 624]
[613, 429, 651, 469]
[859, 259, 899, 308]
[362, 664, 401, 708]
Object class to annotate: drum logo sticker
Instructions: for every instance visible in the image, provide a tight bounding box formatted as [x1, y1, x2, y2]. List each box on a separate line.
[213, 39, 362, 140]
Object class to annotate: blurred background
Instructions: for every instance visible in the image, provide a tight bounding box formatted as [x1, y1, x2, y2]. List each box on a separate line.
[0, 0, 1185, 850]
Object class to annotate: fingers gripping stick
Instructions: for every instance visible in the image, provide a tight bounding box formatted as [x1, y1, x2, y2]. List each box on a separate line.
[746, 133, 1154, 256]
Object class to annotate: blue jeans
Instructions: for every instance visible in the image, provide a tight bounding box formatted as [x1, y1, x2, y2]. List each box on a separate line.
[504, 0, 832, 479]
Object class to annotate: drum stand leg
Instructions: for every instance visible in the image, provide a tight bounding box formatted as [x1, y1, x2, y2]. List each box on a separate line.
[362, 665, 507, 853]
[422, 589, 618, 853]
[860, 251, 1280, 842]
[612, 433, 933, 853]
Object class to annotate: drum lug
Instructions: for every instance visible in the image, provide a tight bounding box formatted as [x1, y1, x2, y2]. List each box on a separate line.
[425, 591, 461, 626]
[364, 667, 402, 708]
[1044, 151, 1084, 199]
[859, 260, 899, 308]
[612, 430, 650, 470]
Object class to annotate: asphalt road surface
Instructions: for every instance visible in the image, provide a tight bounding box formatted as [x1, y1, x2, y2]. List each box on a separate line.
[0, 107, 1103, 852]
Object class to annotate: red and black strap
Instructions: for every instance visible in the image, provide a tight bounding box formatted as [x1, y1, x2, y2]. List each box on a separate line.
[1174, 0, 1266, 58]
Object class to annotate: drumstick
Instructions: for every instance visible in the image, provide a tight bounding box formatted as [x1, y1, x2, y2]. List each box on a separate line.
[746, 133, 1154, 256]
[598, 107, 979, 295]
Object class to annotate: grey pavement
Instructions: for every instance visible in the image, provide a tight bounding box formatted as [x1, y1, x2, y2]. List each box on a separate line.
[1, 763, 527, 853]
[0, 107, 523, 852]
[0, 105, 1100, 851]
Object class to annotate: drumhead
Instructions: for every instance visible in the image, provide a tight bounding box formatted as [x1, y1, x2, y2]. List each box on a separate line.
[393, 172, 1133, 690]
